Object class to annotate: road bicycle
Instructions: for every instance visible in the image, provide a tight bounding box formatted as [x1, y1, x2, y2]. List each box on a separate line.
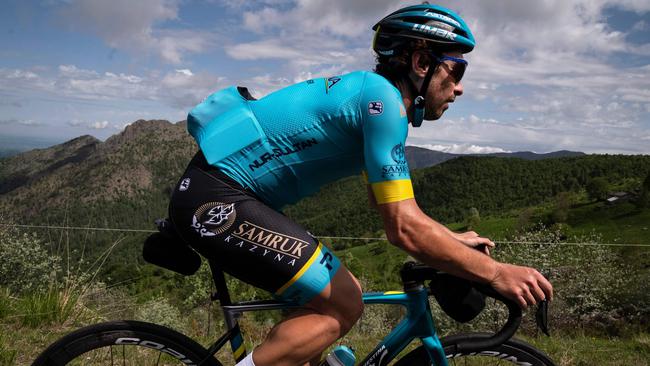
[33, 221, 556, 366]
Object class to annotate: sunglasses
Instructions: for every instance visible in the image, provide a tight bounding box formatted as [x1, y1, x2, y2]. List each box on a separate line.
[434, 55, 468, 83]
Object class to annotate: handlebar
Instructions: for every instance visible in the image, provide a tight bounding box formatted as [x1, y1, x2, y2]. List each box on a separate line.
[457, 282, 521, 353]
[399, 262, 548, 352]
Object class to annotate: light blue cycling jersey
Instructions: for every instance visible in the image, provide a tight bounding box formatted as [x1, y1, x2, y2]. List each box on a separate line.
[187, 71, 414, 210]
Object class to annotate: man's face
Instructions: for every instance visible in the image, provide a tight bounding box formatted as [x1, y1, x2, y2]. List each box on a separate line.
[424, 51, 465, 120]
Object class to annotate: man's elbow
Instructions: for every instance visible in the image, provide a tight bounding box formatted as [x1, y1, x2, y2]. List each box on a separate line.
[385, 225, 421, 255]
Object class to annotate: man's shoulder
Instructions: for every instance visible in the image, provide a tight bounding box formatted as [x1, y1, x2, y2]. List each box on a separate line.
[342, 71, 395, 89]
[355, 71, 402, 101]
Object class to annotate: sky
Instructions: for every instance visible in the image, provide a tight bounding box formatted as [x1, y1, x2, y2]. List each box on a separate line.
[1, 0, 649, 154]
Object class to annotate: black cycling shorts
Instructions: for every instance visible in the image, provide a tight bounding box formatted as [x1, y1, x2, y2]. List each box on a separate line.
[169, 152, 340, 304]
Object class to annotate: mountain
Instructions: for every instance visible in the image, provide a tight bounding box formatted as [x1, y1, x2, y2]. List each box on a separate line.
[405, 146, 586, 169]
[0, 135, 65, 158]
[405, 146, 457, 168]
[0, 135, 100, 195]
[1, 121, 644, 230]
[0, 119, 195, 220]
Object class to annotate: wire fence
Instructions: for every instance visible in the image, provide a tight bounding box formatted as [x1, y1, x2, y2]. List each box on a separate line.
[2, 222, 649, 248]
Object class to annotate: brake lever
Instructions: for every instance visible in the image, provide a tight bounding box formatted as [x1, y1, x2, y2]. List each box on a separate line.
[535, 299, 550, 336]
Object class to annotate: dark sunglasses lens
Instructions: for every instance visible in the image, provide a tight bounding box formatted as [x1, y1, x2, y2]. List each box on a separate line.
[453, 62, 466, 82]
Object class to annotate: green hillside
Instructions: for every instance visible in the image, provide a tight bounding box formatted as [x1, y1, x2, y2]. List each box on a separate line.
[286, 154, 650, 239]
[1, 123, 649, 279]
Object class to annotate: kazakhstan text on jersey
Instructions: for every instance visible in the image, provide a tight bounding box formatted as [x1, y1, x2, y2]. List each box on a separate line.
[187, 71, 414, 210]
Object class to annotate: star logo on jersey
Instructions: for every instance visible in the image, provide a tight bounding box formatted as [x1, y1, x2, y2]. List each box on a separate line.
[368, 101, 383, 115]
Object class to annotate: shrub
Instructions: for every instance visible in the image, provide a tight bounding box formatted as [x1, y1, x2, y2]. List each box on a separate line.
[494, 226, 636, 332]
[135, 296, 186, 332]
[0, 226, 61, 295]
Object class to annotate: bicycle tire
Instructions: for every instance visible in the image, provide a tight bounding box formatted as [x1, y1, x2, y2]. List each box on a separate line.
[32, 320, 221, 366]
[394, 332, 556, 366]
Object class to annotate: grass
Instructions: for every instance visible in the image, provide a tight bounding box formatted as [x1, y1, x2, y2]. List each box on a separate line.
[526, 332, 650, 366]
[445, 201, 650, 246]
[1, 198, 648, 365]
[17, 289, 80, 328]
[3, 300, 648, 366]
[565, 202, 650, 244]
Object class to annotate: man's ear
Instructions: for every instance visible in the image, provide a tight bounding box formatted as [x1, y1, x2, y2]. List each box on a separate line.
[411, 51, 430, 79]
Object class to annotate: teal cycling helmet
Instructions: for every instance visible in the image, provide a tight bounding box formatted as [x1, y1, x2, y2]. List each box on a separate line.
[372, 4, 475, 127]
[372, 4, 475, 55]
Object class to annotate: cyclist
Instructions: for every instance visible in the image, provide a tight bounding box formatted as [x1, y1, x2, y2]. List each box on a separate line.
[169, 4, 553, 366]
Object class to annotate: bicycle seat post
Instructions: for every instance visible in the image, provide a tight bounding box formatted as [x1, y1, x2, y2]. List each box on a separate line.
[208, 259, 232, 306]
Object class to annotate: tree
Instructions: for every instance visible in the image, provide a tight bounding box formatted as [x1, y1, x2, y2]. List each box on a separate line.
[516, 207, 535, 232]
[551, 192, 572, 224]
[586, 177, 608, 202]
[636, 171, 650, 209]
[465, 207, 480, 230]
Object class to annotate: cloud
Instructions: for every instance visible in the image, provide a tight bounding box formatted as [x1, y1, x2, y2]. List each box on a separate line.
[225, 1, 649, 109]
[633, 20, 648, 31]
[0, 118, 45, 126]
[411, 143, 511, 154]
[156, 29, 211, 64]
[4, 69, 39, 80]
[408, 113, 649, 154]
[0, 100, 23, 108]
[90, 120, 109, 129]
[67, 119, 125, 130]
[197, 0, 650, 153]
[241, 0, 398, 38]
[0, 66, 225, 111]
[56, 0, 210, 64]
[226, 41, 305, 60]
[66, 119, 85, 127]
[5, 0, 649, 153]
[175, 69, 193, 76]
[158, 69, 225, 108]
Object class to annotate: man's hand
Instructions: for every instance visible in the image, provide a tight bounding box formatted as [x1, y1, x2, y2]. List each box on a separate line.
[490, 263, 553, 309]
[454, 231, 495, 255]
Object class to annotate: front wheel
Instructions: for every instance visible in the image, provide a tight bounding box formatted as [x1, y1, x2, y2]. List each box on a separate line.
[395, 333, 556, 366]
[32, 320, 220, 366]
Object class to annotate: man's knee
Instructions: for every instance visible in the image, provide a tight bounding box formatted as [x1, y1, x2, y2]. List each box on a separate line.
[338, 295, 364, 333]
[329, 269, 364, 333]
[307, 268, 364, 334]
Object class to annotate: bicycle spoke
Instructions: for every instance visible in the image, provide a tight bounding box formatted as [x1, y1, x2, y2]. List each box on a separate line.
[156, 351, 162, 366]
[110, 345, 114, 365]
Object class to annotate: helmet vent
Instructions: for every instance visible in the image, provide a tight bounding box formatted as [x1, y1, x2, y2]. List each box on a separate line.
[425, 20, 454, 33]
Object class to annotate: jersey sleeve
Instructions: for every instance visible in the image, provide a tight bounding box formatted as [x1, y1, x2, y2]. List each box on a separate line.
[360, 73, 414, 205]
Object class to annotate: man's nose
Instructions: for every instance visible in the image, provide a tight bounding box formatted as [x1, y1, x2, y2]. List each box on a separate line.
[454, 82, 464, 96]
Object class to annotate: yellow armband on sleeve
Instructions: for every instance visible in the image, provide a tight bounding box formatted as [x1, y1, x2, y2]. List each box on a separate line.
[370, 179, 414, 204]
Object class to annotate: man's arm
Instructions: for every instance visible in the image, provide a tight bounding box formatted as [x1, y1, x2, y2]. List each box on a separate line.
[376, 198, 553, 309]
[367, 184, 493, 254]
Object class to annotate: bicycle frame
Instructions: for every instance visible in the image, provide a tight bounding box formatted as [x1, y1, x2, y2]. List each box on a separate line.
[361, 288, 446, 366]
[204, 285, 448, 366]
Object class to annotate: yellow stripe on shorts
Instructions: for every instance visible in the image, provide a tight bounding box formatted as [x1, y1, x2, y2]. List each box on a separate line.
[275, 242, 323, 295]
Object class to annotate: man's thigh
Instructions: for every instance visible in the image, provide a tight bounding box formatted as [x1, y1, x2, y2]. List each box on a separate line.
[170, 166, 341, 304]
